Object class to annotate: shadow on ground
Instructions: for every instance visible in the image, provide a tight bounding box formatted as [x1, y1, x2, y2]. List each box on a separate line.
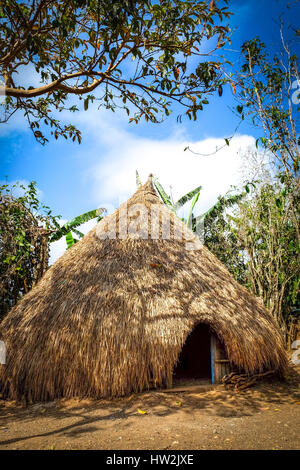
[0, 367, 299, 447]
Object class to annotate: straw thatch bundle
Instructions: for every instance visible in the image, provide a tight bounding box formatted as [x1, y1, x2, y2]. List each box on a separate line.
[0, 175, 287, 401]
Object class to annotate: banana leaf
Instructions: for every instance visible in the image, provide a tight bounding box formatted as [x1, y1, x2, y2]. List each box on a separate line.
[50, 208, 106, 242]
[152, 177, 175, 212]
[65, 231, 78, 249]
[174, 185, 202, 211]
[186, 191, 200, 228]
[194, 192, 245, 231]
[72, 227, 85, 239]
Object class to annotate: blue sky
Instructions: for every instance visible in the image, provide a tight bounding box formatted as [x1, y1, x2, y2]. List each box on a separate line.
[0, 0, 299, 261]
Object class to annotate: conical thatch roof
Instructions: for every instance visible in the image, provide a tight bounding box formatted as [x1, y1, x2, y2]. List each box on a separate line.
[0, 176, 287, 401]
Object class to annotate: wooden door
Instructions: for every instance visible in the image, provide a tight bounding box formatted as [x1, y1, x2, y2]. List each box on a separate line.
[210, 334, 230, 383]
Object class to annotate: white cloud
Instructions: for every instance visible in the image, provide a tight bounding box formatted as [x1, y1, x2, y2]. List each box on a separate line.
[86, 128, 258, 218]
[49, 237, 67, 266]
[55, 106, 259, 219]
[51, 104, 264, 223]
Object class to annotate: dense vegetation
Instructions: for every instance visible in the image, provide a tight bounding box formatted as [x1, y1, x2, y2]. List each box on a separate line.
[0, 0, 231, 143]
[0, 180, 105, 315]
[204, 34, 299, 343]
[0, 181, 57, 316]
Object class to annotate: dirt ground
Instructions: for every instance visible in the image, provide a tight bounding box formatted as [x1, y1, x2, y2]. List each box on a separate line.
[0, 367, 300, 450]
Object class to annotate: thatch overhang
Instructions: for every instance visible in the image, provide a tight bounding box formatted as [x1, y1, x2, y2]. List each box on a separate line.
[0, 175, 288, 401]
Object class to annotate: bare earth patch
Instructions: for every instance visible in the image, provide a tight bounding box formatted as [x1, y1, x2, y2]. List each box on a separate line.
[0, 367, 299, 450]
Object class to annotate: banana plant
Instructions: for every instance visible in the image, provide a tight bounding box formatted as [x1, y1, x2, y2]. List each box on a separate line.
[193, 190, 246, 234]
[153, 176, 202, 227]
[136, 171, 202, 227]
[136, 172, 245, 238]
[49, 207, 106, 249]
[186, 190, 200, 228]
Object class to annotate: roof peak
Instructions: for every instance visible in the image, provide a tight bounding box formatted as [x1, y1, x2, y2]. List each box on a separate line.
[135, 172, 155, 194]
[143, 173, 156, 194]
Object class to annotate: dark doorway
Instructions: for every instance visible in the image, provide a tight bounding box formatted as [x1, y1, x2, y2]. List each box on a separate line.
[173, 323, 211, 383]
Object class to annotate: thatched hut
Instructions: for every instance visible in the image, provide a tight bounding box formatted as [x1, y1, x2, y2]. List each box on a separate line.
[0, 175, 287, 401]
